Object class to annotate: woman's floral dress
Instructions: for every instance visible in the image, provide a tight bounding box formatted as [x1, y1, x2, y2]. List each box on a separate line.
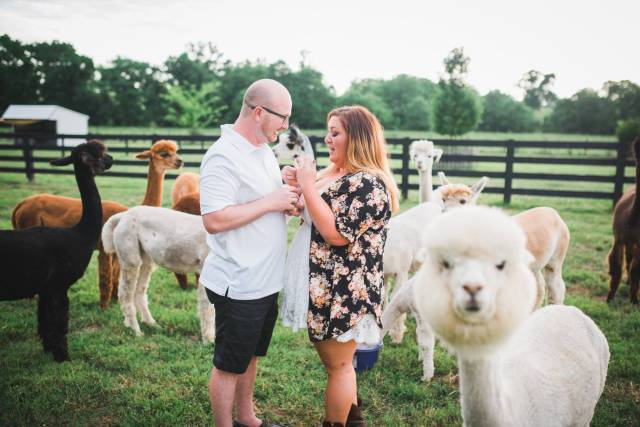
[307, 171, 391, 342]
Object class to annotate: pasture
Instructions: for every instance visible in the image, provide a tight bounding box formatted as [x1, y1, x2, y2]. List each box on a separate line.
[1, 136, 639, 425]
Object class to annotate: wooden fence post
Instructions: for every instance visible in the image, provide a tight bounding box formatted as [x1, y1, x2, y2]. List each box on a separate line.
[613, 139, 627, 207]
[401, 140, 410, 200]
[503, 139, 515, 204]
[22, 137, 35, 182]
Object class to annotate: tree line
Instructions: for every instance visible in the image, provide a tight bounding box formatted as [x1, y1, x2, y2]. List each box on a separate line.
[1, 34, 639, 140]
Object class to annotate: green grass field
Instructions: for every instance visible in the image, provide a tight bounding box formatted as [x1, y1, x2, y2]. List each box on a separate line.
[1, 158, 639, 426]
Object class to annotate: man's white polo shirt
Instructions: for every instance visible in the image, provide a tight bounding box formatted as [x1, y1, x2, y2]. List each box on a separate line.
[199, 124, 287, 300]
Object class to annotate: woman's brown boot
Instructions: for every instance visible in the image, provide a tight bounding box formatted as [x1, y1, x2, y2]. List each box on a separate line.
[346, 403, 366, 427]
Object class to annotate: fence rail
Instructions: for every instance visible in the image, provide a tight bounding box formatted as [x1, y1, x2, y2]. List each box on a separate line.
[0, 132, 630, 205]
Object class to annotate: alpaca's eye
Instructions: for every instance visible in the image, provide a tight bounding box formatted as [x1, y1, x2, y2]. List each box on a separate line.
[442, 260, 451, 270]
[160, 152, 169, 158]
[460, 200, 467, 204]
[496, 261, 506, 270]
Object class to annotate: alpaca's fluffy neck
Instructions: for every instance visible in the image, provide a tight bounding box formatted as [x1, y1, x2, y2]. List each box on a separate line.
[73, 160, 102, 238]
[142, 163, 165, 206]
[418, 167, 433, 203]
[458, 355, 514, 427]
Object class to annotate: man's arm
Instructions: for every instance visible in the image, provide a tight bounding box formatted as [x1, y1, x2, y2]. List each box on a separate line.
[202, 185, 298, 234]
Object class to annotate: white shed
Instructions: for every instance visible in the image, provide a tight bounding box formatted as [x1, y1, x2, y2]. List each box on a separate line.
[0, 105, 89, 147]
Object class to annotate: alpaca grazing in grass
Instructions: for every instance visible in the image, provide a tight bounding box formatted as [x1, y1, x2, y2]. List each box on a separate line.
[171, 172, 201, 289]
[413, 207, 609, 426]
[11, 139, 183, 308]
[0, 140, 113, 361]
[608, 137, 640, 304]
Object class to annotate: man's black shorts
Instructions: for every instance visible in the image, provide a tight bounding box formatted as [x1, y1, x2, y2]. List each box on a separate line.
[205, 288, 278, 374]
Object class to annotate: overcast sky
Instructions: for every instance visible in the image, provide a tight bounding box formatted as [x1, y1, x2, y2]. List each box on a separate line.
[2, 0, 638, 99]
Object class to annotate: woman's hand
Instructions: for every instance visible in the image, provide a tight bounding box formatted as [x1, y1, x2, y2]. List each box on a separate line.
[281, 165, 298, 187]
[295, 157, 317, 190]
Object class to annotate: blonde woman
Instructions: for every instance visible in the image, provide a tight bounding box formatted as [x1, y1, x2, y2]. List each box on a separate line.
[286, 106, 398, 427]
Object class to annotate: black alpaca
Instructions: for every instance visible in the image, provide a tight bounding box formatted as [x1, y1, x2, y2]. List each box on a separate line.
[0, 140, 112, 361]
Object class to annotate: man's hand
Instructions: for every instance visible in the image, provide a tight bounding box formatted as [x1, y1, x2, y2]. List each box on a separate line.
[266, 184, 299, 212]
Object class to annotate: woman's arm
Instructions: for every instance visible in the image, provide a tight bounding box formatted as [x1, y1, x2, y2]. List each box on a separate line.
[296, 159, 348, 246]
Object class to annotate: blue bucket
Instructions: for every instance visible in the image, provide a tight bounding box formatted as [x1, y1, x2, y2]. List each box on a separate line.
[353, 343, 382, 372]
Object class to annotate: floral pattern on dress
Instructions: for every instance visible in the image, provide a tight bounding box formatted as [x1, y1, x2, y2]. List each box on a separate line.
[307, 171, 391, 342]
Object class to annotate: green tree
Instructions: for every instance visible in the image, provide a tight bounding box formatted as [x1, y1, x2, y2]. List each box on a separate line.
[432, 47, 482, 136]
[603, 80, 640, 120]
[479, 90, 537, 132]
[544, 89, 616, 134]
[0, 35, 39, 111]
[162, 81, 226, 130]
[0, 35, 96, 115]
[278, 59, 336, 129]
[94, 57, 167, 125]
[518, 70, 557, 110]
[337, 86, 394, 128]
[164, 42, 222, 89]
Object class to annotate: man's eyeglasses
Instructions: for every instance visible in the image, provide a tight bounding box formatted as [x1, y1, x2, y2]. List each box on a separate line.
[246, 102, 289, 126]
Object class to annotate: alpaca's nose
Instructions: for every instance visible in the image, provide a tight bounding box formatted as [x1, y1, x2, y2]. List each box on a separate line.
[463, 284, 483, 297]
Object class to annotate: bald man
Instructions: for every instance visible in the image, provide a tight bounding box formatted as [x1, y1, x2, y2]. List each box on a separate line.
[200, 79, 295, 427]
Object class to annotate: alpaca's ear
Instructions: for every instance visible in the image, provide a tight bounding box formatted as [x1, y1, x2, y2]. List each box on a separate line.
[136, 150, 151, 160]
[438, 171, 449, 185]
[289, 125, 299, 138]
[471, 176, 489, 197]
[434, 148, 444, 163]
[50, 156, 73, 166]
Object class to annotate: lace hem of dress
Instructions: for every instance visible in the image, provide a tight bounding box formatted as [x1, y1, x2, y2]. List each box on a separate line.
[336, 313, 382, 346]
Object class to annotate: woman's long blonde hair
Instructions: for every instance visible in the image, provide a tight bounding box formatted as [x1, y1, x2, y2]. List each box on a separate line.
[321, 105, 399, 213]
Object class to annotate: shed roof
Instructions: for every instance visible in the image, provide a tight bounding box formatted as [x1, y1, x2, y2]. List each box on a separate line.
[1, 105, 89, 121]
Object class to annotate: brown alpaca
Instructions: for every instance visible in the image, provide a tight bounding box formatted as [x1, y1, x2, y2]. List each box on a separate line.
[171, 172, 199, 206]
[608, 137, 640, 304]
[171, 173, 201, 289]
[12, 139, 183, 308]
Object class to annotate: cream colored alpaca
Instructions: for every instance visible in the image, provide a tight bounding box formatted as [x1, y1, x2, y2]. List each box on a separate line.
[410, 140, 443, 203]
[513, 207, 570, 308]
[101, 206, 214, 343]
[412, 206, 609, 427]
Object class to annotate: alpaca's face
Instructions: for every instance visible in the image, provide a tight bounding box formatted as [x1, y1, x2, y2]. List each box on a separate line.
[410, 142, 442, 172]
[80, 140, 113, 175]
[273, 126, 312, 163]
[136, 140, 183, 170]
[439, 185, 474, 210]
[414, 206, 536, 351]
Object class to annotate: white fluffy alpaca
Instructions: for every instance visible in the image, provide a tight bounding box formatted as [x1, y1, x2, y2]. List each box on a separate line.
[431, 172, 489, 210]
[513, 207, 570, 308]
[410, 140, 443, 203]
[383, 201, 443, 293]
[383, 206, 571, 381]
[412, 206, 609, 426]
[383, 174, 489, 344]
[101, 206, 215, 343]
